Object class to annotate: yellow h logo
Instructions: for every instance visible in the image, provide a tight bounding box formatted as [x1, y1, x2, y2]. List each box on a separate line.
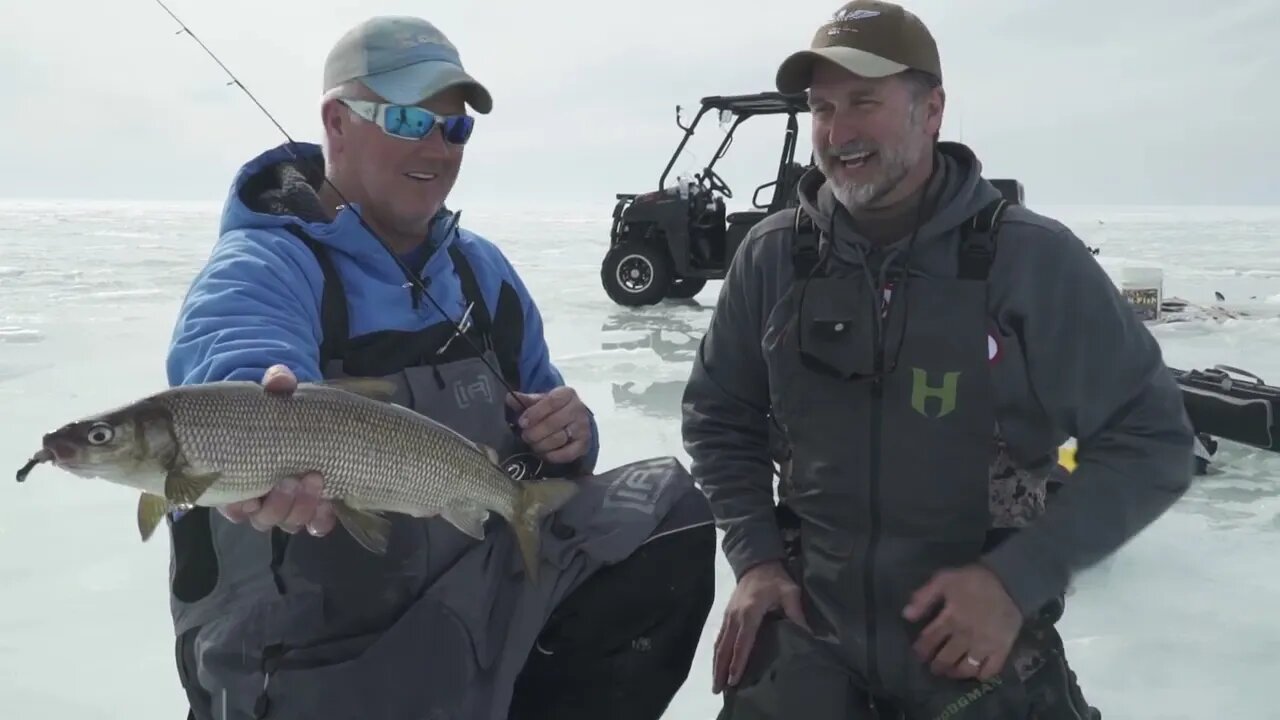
[911, 368, 960, 418]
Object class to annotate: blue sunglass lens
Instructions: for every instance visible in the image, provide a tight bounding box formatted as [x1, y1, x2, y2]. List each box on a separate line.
[441, 115, 475, 144]
[378, 106, 473, 145]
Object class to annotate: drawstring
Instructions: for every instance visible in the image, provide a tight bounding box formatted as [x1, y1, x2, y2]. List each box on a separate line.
[837, 186, 932, 378]
[862, 168, 942, 375]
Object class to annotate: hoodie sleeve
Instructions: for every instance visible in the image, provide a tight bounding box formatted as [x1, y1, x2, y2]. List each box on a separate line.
[166, 229, 325, 388]
[681, 231, 784, 580]
[979, 219, 1195, 618]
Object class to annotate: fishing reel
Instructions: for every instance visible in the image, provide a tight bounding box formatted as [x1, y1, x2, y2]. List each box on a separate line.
[501, 452, 544, 482]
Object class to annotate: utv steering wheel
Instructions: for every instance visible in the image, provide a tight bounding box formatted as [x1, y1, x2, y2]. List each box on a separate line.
[700, 167, 733, 199]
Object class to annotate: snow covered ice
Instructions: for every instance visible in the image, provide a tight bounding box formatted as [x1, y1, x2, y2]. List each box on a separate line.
[1, 199, 1277, 719]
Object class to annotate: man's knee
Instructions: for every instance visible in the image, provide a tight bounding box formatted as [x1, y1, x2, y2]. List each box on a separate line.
[718, 616, 875, 720]
[582, 521, 716, 652]
[623, 523, 717, 671]
[1017, 631, 1102, 720]
[533, 520, 714, 655]
[508, 523, 716, 719]
[973, 621, 1100, 720]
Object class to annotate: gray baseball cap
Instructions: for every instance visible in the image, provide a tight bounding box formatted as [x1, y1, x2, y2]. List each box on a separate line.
[322, 16, 493, 114]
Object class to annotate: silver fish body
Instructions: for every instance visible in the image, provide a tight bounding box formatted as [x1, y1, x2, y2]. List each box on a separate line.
[159, 380, 521, 513]
[17, 378, 580, 582]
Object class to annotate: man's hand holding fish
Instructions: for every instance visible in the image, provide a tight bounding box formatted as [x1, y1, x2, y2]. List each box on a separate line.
[216, 364, 338, 537]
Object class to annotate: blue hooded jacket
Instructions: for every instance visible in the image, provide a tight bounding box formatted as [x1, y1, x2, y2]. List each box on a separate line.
[165, 141, 599, 471]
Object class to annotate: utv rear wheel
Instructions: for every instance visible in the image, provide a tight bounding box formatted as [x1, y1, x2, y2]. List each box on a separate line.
[602, 242, 671, 306]
[666, 277, 708, 299]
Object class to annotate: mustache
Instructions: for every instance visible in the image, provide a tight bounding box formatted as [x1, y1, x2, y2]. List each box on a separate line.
[825, 140, 880, 158]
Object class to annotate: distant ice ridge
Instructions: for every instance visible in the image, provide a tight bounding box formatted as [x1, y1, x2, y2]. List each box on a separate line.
[0, 326, 43, 343]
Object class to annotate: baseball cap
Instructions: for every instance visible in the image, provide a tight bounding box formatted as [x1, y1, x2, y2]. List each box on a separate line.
[323, 16, 493, 114]
[776, 1, 941, 93]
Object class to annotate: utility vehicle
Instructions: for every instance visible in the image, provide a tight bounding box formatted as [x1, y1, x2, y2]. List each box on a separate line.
[600, 91, 812, 306]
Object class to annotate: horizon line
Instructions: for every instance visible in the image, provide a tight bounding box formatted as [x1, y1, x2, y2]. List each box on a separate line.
[0, 196, 1277, 211]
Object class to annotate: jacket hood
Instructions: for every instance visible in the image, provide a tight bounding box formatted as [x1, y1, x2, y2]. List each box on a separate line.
[796, 140, 1003, 260]
[217, 141, 460, 279]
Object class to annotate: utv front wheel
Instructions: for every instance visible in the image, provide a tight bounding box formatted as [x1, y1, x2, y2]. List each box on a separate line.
[602, 243, 671, 306]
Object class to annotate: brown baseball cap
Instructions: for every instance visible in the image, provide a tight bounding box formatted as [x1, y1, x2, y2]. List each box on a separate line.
[776, 0, 941, 93]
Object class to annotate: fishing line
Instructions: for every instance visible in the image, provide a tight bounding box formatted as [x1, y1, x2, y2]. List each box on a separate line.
[152, 0, 533, 412]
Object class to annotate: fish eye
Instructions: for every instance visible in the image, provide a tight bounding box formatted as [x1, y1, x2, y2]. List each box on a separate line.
[86, 423, 114, 445]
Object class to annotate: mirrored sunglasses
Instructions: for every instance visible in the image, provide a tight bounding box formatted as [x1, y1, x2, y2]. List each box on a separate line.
[339, 98, 475, 145]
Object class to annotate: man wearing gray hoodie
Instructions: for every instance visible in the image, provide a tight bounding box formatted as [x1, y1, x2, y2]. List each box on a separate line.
[681, 1, 1196, 718]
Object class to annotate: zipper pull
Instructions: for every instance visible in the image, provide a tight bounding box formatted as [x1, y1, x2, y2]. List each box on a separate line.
[403, 281, 421, 309]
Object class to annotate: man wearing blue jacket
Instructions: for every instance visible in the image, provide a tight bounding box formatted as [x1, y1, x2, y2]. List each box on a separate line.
[164, 15, 715, 720]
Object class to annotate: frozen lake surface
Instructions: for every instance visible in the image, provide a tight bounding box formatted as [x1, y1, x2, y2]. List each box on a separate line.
[1, 199, 1277, 718]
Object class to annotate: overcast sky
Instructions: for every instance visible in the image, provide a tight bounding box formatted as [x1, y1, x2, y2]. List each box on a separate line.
[2, 0, 1276, 211]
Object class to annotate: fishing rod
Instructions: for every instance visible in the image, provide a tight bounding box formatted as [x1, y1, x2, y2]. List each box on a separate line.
[152, 0, 535, 413]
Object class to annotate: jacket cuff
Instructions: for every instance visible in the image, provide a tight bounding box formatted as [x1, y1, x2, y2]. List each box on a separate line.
[979, 530, 1070, 619]
[723, 518, 787, 581]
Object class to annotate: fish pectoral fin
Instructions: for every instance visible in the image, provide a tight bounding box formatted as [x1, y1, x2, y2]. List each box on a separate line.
[164, 468, 220, 506]
[475, 442, 501, 467]
[315, 377, 400, 402]
[332, 500, 392, 555]
[137, 493, 172, 541]
[440, 501, 489, 541]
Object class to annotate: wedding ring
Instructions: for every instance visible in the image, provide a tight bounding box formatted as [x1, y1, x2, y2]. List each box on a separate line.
[965, 656, 982, 668]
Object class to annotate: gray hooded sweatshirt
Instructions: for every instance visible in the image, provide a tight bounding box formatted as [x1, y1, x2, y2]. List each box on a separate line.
[681, 140, 1194, 700]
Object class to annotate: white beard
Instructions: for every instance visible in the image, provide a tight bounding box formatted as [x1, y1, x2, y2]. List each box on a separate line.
[819, 103, 931, 212]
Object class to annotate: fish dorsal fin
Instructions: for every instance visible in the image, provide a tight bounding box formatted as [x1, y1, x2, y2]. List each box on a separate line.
[315, 377, 400, 402]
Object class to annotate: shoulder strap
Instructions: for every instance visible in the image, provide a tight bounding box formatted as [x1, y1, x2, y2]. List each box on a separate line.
[957, 197, 1009, 282]
[447, 243, 523, 388]
[790, 198, 1008, 282]
[283, 224, 348, 365]
[446, 244, 493, 335]
[791, 207, 821, 279]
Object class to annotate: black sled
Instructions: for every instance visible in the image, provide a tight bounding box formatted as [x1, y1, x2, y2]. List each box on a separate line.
[1171, 364, 1280, 471]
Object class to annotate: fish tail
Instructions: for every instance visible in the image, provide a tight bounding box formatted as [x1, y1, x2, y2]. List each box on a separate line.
[511, 478, 579, 583]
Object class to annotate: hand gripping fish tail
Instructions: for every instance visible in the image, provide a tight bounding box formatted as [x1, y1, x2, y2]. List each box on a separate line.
[508, 478, 580, 583]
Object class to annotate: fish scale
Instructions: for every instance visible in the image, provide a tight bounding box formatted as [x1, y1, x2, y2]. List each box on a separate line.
[16, 378, 582, 583]
[160, 382, 520, 515]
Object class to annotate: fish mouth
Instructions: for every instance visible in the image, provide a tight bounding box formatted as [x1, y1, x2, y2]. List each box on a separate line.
[15, 448, 53, 483]
[42, 436, 82, 465]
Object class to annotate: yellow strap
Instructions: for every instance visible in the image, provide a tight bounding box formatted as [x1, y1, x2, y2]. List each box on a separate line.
[1057, 446, 1077, 473]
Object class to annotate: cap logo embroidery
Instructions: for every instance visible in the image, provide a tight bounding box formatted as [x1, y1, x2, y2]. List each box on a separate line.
[395, 32, 437, 48]
[825, 8, 881, 35]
